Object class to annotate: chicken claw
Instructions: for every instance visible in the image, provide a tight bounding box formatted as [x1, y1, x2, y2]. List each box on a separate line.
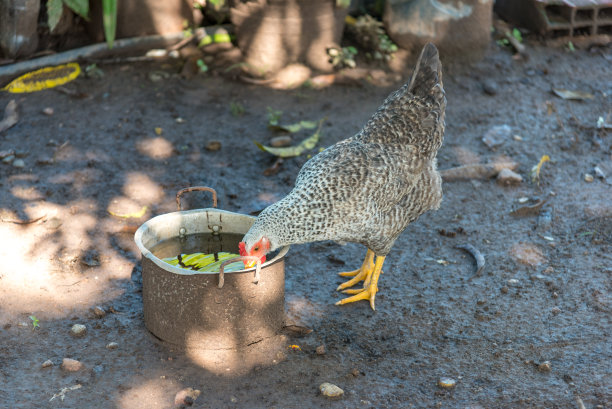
[336, 255, 385, 310]
[336, 249, 375, 290]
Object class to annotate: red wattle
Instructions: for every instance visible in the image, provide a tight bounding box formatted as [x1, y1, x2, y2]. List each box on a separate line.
[238, 242, 246, 257]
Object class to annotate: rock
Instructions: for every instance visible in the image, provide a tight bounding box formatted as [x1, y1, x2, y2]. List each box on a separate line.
[270, 135, 293, 147]
[12, 159, 25, 168]
[61, 358, 83, 372]
[384, 0, 493, 63]
[70, 324, 87, 337]
[0, 149, 15, 159]
[42, 107, 54, 116]
[497, 168, 523, 186]
[510, 243, 547, 266]
[500, 285, 509, 294]
[482, 79, 498, 95]
[507, 278, 520, 286]
[42, 359, 53, 368]
[174, 387, 201, 406]
[205, 140, 222, 151]
[315, 345, 326, 355]
[230, 396, 238, 403]
[584, 173, 594, 183]
[93, 306, 106, 318]
[106, 342, 119, 350]
[482, 124, 512, 149]
[538, 360, 552, 372]
[350, 368, 361, 377]
[319, 382, 344, 398]
[551, 307, 561, 315]
[438, 377, 457, 389]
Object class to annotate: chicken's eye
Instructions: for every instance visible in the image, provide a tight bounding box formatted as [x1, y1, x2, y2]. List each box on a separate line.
[254, 246, 260, 251]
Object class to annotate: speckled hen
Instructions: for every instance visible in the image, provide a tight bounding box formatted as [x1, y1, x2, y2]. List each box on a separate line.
[240, 43, 446, 310]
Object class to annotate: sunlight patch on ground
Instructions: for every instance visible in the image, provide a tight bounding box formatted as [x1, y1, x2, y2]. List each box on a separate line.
[122, 172, 164, 203]
[136, 137, 174, 159]
[116, 378, 177, 409]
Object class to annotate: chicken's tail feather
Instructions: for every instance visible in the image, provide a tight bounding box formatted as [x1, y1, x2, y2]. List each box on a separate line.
[408, 43, 444, 108]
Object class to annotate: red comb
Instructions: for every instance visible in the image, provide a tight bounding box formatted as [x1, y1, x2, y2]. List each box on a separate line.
[238, 242, 246, 256]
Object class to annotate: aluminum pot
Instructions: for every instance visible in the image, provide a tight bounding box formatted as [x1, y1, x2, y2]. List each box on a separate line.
[134, 187, 289, 350]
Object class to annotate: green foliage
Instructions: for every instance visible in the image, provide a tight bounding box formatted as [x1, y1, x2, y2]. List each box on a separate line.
[267, 107, 283, 127]
[47, 0, 115, 49]
[230, 101, 245, 117]
[102, 0, 117, 49]
[196, 59, 209, 73]
[29, 315, 40, 329]
[512, 28, 522, 43]
[328, 46, 358, 69]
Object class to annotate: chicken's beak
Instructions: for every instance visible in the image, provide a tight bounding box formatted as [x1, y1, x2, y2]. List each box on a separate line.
[244, 259, 257, 269]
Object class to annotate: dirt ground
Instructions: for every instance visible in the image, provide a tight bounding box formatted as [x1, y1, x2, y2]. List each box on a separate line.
[0, 39, 611, 409]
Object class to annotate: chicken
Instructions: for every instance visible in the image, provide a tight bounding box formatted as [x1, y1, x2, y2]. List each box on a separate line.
[240, 43, 446, 310]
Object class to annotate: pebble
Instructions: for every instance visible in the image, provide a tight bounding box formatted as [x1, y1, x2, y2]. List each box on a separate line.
[584, 173, 594, 182]
[551, 307, 561, 315]
[93, 306, 106, 318]
[174, 387, 201, 406]
[2, 154, 15, 164]
[350, 368, 361, 377]
[500, 286, 509, 294]
[61, 358, 83, 372]
[507, 278, 520, 286]
[482, 124, 511, 149]
[42, 359, 54, 368]
[0, 149, 15, 159]
[106, 342, 119, 350]
[496, 168, 523, 185]
[269, 135, 293, 147]
[12, 159, 25, 168]
[230, 396, 238, 403]
[481, 79, 498, 95]
[593, 166, 605, 180]
[538, 360, 552, 372]
[319, 382, 344, 398]
[205, 140, 222, 151]
[315, 345, 326, 355]
[438, 377, 457, 389]
[70, 324, 87, 337]
[42, 107, 54, 116]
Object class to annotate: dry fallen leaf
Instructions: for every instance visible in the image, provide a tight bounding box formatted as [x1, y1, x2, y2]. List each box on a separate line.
[552, 88, 594, 100]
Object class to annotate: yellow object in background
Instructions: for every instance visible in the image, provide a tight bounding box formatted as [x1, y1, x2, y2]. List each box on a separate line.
[163, 252, 243, 272]
[1, 62, 81, 93]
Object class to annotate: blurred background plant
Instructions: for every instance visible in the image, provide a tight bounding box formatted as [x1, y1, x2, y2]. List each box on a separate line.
[47, 0, 117, 48]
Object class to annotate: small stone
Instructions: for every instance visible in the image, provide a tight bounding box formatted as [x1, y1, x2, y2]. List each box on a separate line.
[230, 396, 238, 403]
[507, 278, 520, 286]
[350, 368, 361, 377]
[482, 79, 498, 95]
[319, 382, 344, 398]
[42, 359, 53, 368]
[0, 149, 15, 159]
[42, 107, 54, 116]
[2, 154, 15, 164]
[175, 117, 185, 124]
[438, 377, 457, 389]
[12, 159, 25, 168]
[36, 156, 54, 165]
[93, 306, 106, 318]
[315, 345, 326, 355]
[482, 124, 511, 149]
[269, 135, 293, 147]
[538, 361, 552, 372]
[70, 324, 87, 337]
[552, 291, 559, 298]
[61, 358, 83, 372]
[584, 173, 594, 182]
[106, 342, 119, 350]
[497, 168, 523, 185]
[500, 286, 509, 294]
[593, 166, 605, 179]
[551, 307, 561, 315]
[205, 140, 221, 151]
[174, 387, 201, 406]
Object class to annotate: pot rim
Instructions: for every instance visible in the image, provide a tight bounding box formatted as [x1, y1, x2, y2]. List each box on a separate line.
[134, 208, 289, 276]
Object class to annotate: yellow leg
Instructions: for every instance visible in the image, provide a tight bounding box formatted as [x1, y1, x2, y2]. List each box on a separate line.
[336, 249, 375, 291]
[336, 255, 385, 310]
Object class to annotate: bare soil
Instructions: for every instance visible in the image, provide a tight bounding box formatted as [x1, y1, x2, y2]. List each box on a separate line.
[0, 41, 611, 409]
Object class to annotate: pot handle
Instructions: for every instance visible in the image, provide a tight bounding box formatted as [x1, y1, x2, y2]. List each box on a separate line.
[176, 186, 218, 211]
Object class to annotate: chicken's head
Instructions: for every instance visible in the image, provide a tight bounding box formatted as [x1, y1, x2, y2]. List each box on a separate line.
[238, 237, 270, 268]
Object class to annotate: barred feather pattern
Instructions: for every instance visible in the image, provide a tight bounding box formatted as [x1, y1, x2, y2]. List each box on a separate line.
[243, 43, 446, 257]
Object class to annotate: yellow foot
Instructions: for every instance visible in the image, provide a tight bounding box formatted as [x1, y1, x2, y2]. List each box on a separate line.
[335, 285, 378, 310]
[336, 249, 375, 291]
[335, 255, 386, 311]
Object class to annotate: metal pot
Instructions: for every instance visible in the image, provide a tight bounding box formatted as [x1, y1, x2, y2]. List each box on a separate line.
[134, 187, 289, 350]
